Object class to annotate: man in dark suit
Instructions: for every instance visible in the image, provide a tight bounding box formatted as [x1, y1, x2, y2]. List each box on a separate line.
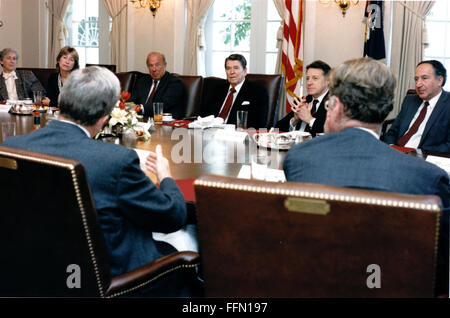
[130, 51, 184, 119]
[2, 66, 197, 296]
[383, 60, 450, 153]
[201, 54, 268, 129]
[0, 48, 45, 101]
[284, 58, 449, 296]
[276, 60, 330, 136]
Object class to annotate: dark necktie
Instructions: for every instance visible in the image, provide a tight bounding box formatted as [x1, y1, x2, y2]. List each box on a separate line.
[311, 99, 319, 116]
[146, 80, 158, 104]
[397, 101, 429, 146]
[219, 87, 236, 120]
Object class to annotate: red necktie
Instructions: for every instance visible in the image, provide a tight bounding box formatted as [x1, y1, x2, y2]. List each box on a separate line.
[397, 101, 429, 146]
[146, 80, 158, 104]
[219, 87, 236, 120]
[311, 99, 319, 116]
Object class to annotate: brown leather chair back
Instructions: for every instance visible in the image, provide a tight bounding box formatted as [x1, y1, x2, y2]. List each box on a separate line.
[0, 146, 201, 297]
[0, 146, 111, 297]
[246, 74, 282, 128]
[116, 72, 137, 93]
[194, 174, 441, 297]
[173, 74, 203, 118]
[17, 67, 56, 92]
[86, 64, 117, 73]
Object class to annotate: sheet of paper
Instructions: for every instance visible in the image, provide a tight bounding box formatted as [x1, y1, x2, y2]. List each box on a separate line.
[133, 148, 151, 171]
[426, 155, 450, 175]
[237, 164, 286, 182]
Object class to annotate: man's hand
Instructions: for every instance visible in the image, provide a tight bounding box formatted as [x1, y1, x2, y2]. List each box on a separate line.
[290, 96, 313, 126]
[144, 144, 172, 183]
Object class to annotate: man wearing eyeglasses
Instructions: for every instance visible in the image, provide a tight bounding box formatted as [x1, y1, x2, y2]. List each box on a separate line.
[283, 58, 449, 296]
[130, 51, 184, 119]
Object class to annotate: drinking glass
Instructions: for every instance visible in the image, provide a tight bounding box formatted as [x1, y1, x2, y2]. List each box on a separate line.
[236, 110, 248, 131]
[153, 103, 163, 124]
[33, 91, 43, 108]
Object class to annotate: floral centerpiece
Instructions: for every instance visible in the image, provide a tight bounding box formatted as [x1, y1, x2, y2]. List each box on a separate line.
[99, 91, 150, 141]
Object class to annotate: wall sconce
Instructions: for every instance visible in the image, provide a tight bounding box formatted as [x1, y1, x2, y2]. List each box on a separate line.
[320, 0, 359, 17]
[131, 0, 162, 17]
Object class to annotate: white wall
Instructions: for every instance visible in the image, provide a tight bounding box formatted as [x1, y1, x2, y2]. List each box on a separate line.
[0, 0, 22, 66]
[12, 0, 391, 73]
[128, 0, 180, 73]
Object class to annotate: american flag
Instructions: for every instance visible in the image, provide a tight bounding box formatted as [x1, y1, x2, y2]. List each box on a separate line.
[281, 0, 304, 114]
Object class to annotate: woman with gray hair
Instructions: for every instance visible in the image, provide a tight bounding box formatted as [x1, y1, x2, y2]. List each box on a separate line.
[0, 48, 45, 101]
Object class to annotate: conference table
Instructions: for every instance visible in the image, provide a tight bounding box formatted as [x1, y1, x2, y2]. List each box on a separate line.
[1, 110, 448, 185]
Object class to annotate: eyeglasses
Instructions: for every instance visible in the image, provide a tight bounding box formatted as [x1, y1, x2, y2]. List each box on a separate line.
[324, 95, 337, 111]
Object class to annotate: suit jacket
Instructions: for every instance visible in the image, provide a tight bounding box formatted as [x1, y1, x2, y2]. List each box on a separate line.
[284, 127, 449, 294]
[275, 92, 329, 135]
[2, 120, 187, 280]
[130, 71, 184, 119]
[45, 72, 61, 107]
[382, 91, 450, 153]
[201, 79, 269, 129]
[0, 70, 46, 101]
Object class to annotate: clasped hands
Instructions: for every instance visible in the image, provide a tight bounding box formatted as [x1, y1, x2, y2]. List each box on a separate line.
[144, 144, 172, 183]
[290, 96, 314, 126]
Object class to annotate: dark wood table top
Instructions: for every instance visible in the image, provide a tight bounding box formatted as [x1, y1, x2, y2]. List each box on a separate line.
[1, 110, 448, 180]
[0, 111, 287, 181]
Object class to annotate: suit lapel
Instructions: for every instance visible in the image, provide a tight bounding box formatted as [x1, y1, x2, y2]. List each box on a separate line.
[15, 72, 26, 100]
[154, 72, 169, 100]
[420, 90, 448, 144]
[0, 76, 8, 100]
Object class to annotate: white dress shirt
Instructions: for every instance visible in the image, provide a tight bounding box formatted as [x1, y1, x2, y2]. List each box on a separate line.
[141, 80, 160, 115]
[403, 91, 441, 149]
[3, 71, 19, 101]
[218, 79, 245, 123]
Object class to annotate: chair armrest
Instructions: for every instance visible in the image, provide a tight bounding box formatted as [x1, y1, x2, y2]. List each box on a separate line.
[105, 251, 200, 297]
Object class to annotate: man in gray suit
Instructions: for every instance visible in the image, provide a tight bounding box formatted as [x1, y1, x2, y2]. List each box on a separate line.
[283, 58, 449, 295]
[2, 66, 199, 296]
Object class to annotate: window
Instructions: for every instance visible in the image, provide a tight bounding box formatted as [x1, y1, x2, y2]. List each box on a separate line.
[424, 0, 450, 90]
[64, 0, 111, 68]
[204, 0, 282, 77]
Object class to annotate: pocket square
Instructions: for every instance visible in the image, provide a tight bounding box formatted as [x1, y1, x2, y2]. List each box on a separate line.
[241, 101, 250, 106]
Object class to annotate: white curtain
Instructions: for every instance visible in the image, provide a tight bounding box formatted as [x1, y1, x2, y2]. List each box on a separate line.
[102, 0, 128, 72]
[273, 0, 285, 74]
[389, 1, 434, 118]
[184, 0, 215, 75]
[47, 0, 70, 68]
[273, 0, 287, 120]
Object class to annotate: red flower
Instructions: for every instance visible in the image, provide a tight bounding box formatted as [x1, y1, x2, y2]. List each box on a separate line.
[136, 130, 144, 137]
[121, 91, 131, 102]
[119, 101, 126, 110]
[134, 104, 142, 113]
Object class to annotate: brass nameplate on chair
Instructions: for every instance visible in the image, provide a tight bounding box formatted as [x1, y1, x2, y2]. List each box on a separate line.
[284, 197, 330, 215]
[0, 158, 18, 170]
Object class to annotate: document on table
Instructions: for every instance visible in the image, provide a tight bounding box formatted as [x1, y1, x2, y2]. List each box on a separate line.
[133, 148, 151, 171]
[237, 165, 286, 182]
[426, 155, 450, 176]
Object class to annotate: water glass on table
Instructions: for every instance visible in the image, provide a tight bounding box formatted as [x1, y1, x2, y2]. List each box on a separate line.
[153, 102, 163, 124]
[33, 91, 43, 108]
[236, 110, 248, 131]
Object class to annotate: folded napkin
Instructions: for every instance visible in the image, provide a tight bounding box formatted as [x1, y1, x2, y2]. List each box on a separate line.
[188, 115, 224, 129]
